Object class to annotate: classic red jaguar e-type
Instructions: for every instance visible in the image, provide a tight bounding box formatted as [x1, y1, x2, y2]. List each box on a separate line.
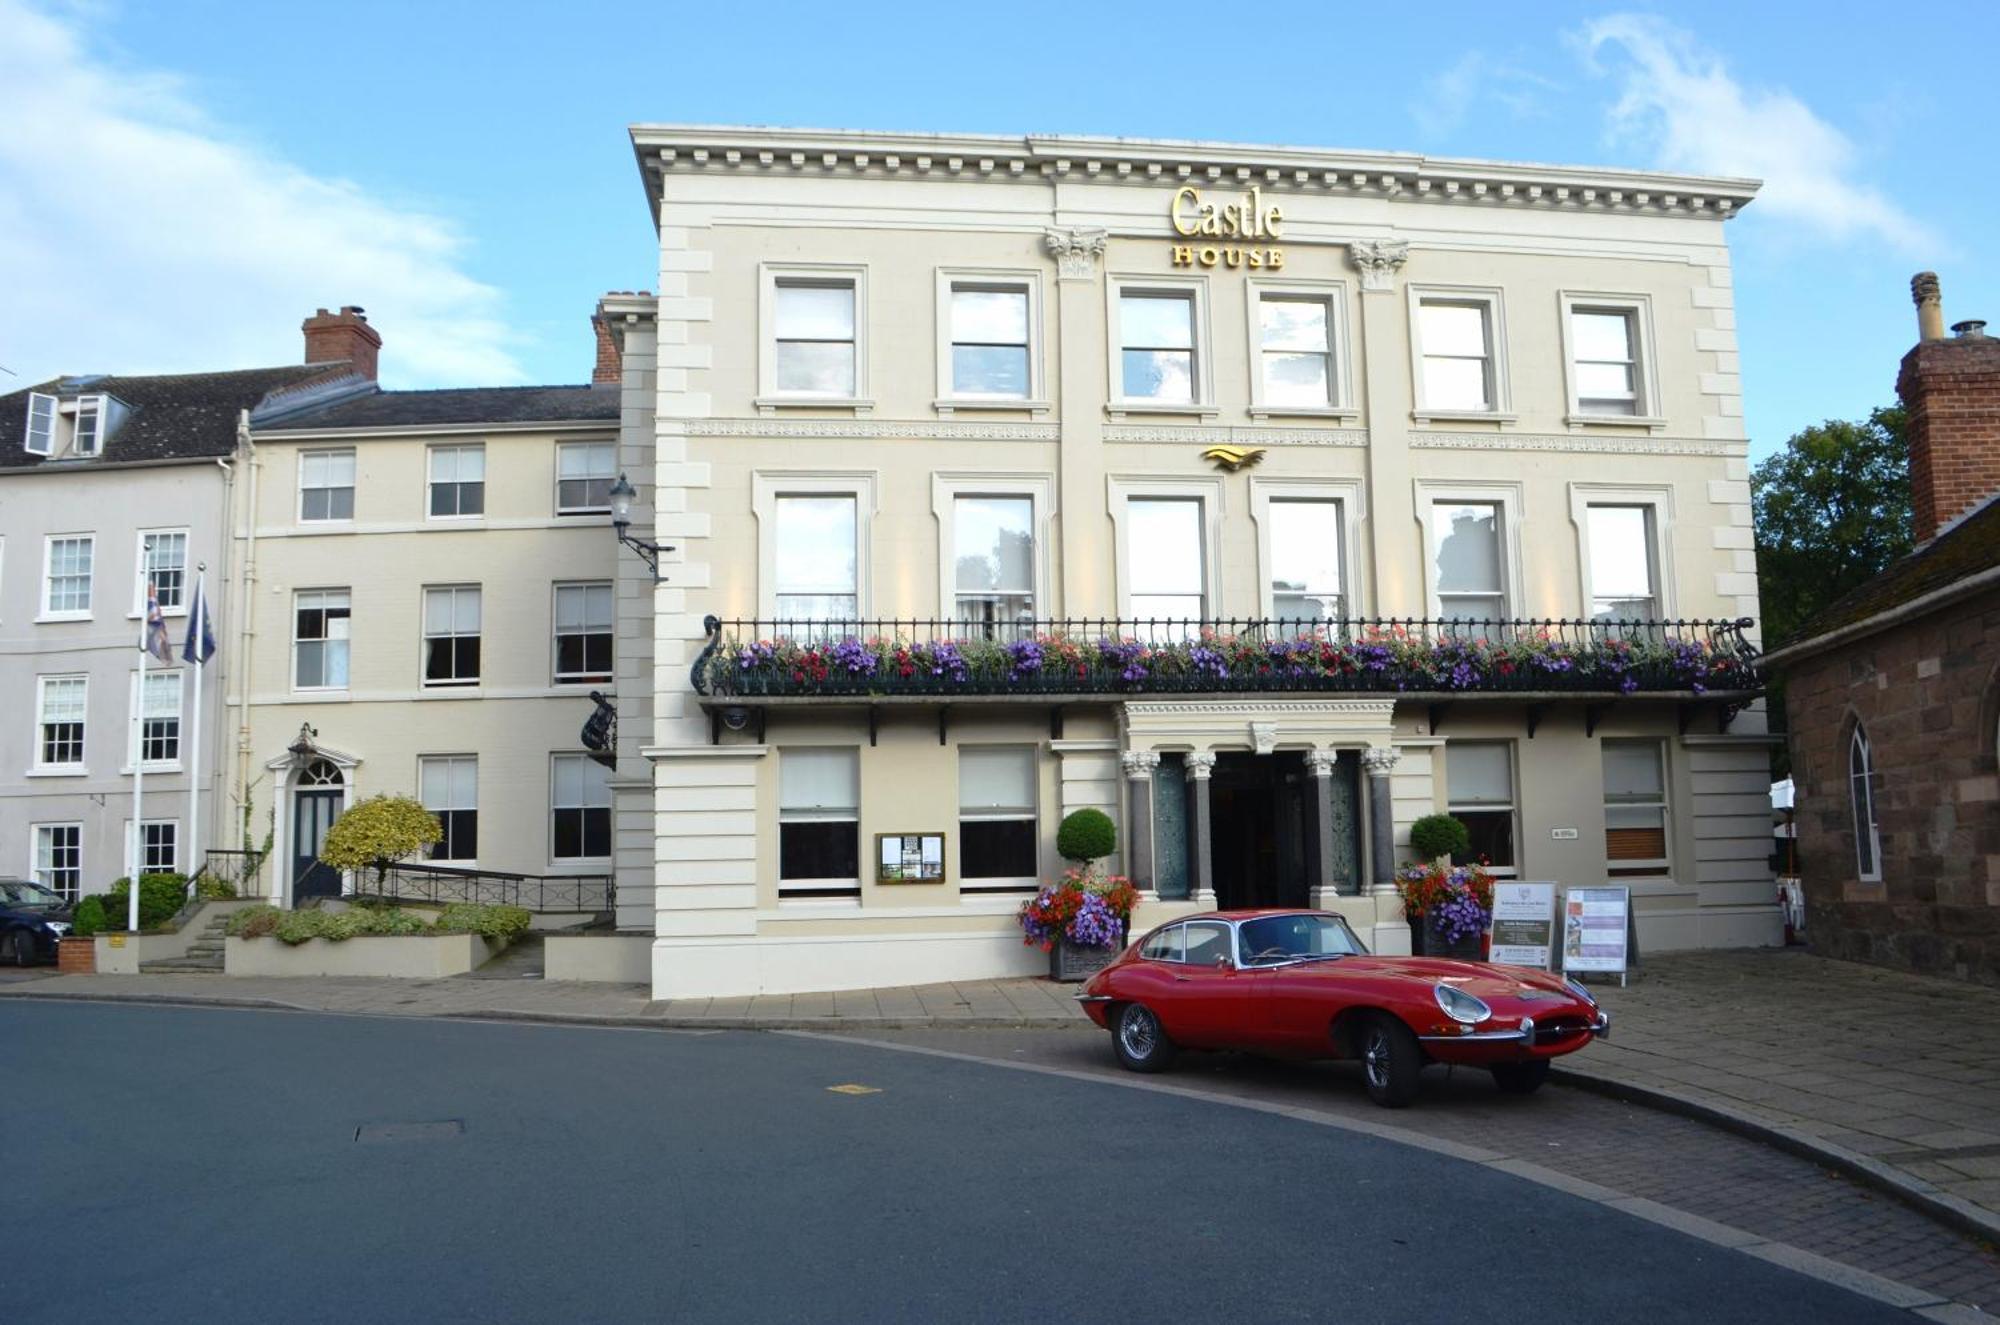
[1076, 909, 1609, 1107]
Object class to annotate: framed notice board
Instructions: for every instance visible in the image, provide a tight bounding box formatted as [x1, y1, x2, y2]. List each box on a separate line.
[876, 833, 946, 884]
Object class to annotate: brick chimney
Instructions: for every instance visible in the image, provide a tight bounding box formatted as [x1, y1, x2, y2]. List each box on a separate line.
[590, 314, 621, 385]
[1897, 273, 2000, 543]
[302, 305, 382, 381]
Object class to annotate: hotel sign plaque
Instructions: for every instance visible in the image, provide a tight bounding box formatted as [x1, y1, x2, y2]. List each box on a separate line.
[1168, 186, 1285, 269]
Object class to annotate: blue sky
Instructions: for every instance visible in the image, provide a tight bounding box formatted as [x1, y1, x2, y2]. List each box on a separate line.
[2, 0, 1994, 459]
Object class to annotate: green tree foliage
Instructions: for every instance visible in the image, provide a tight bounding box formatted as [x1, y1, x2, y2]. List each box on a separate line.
[1408, 814, 1472, 863]
[317, 794, 442, 884]
[1056, 808, 1118, 866]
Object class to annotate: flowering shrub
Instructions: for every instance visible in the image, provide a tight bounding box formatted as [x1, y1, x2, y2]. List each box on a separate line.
[1017, 869, 1140, 952]
[1396, 861, 1495, 944]
[706, 624, 1756, 698]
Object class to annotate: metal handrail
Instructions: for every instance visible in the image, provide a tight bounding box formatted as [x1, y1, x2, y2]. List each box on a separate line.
[355, 861, 615, 915]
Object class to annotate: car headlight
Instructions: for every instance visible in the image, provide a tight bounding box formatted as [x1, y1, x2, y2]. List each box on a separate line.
[44, 921, 70, 938]
[1563, 977, 1596, 1006]
[1433, 983, 1492, 1025]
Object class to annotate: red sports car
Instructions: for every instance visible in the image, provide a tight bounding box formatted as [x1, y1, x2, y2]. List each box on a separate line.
[1077, 908, 1609, 1107]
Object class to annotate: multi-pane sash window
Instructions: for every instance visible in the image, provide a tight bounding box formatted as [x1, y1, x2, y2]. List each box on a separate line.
[137, 821, 178, 875]
[1572, 308, 1640, 415]
[1127, 498, 1204, 622]
[1269, 500, 1343, 624]
[73, 396, 103, 456]
[779, 748, 860, 893]
[423, 586, 482, 687]
[429, 445, 485, 517]
[774, 280, 858, 396]
[1418, 300, 1494, 411]
[25, 393, 56, 456]
[774, 495, 858, 624]
[1259, 295, 1334, 407]
[959, 747, 1037, 885]
[294, 589, 351, 689]
[551, 754, 611, 860]
[1603, 741, 1669, 877]
[1586, 505, 1658, 622]
[552, 582, 613, 684]
[421, 756, 479, 861]
[37, 675, 86, 768]
[1431, 502, 1506, 621]
[1119, 292, 1196, 403]
[300, 450, 356, 521]
[1446, 742, 1516, 875]
[33, 825, 81, 900]
[953, 496, 1034, 630]
[949, 285, 1030, 399]
[140, 531, 188, 611]
[556, 442, 616, 514]
[136, 670, 182, 765]
[1850, 726, 1882, 882]
[44, 535, 93, 616]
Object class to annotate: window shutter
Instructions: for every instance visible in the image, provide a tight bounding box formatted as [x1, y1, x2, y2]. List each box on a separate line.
[24, 392, 56, 456]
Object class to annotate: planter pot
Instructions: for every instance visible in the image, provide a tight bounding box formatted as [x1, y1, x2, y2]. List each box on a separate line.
[57, 936, 96, 974]
[1049, 938, 1118, 983]
[1409, 916, 1484, 961]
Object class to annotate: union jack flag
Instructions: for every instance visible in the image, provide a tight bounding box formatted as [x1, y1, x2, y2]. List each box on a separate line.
[143, 585, 175, 663]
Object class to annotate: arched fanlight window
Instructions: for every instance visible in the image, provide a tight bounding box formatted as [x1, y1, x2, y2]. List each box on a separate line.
[300, 758, 344, 788]
[1848, 725, 1881, 883]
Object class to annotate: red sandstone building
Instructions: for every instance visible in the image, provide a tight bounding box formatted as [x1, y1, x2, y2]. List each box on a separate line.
[1766, 274, 2000, 983]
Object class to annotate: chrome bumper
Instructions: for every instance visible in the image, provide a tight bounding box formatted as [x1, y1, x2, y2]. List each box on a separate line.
[1420, 1010, 1611, 1045]
[1074, 993, 1113, 1004]
[1592, 1010, 1610, 1039]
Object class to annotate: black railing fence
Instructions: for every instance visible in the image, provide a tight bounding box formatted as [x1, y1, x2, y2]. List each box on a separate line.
[196, 849, 267, 896]
[692, 614, 1761, 699]
[354, 862, 614, 915]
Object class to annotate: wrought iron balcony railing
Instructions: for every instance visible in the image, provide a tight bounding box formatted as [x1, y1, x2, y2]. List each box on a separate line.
[692, 615, 1761, 700]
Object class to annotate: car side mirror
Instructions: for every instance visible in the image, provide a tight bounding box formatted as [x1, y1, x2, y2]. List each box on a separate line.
[1215, 953, 1232, 969]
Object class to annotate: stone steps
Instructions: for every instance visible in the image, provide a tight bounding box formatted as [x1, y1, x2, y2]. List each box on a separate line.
[139, 912, 234, 974]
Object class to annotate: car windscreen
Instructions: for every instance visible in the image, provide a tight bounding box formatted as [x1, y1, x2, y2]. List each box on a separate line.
[1237, 914, 1363, 965]
[0, 881, 64, 907]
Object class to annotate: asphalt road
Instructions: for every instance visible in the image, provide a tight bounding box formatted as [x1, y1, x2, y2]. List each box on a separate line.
[1, 1001, 1915, 1324]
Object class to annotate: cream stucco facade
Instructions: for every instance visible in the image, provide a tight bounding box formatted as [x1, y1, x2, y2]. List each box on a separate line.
[608, 127, 1781, 1000]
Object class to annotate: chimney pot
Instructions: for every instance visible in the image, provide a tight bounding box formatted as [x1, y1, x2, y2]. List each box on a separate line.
[1952, 319, 1988, 339]
[1899, 273, 2000, 542]
[1912, 271, 1946, 342]
[591, 314, 622, 386]
[302, 304, 382, 382]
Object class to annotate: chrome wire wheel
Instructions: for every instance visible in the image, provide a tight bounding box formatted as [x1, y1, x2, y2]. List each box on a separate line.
[1362, 1026, 1392, 1090]
[1118, 1006, 1159, 1060]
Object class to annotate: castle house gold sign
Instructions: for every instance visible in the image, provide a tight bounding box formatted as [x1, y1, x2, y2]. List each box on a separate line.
[1169, 186, 1285, 269]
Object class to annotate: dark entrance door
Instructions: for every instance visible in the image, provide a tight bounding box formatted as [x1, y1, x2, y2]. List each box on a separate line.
[292, 778, 344, 902]
[1209, 752, 1309, 911]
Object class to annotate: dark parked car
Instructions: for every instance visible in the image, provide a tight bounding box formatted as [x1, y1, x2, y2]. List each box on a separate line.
[1, 878, 74, 965]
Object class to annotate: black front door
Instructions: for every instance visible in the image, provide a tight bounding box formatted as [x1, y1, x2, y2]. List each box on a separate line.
[293, 790, 343, 901]
[1210, 753, 1308, 911]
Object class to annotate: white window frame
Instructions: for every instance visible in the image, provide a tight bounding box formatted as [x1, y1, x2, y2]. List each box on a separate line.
[40, 533, 94, 621]
[298, 448, 357, 523]
[1568, 485, 1677, 622]
[551, 581, 615, 686]
[777, 746, 862, 898]
[957, 744, 1041, 891]
[71, 394, 106, 457]
[555, 440, 617, 516]
[33, 674, 88, 774]
[30, 823, 83, 900]
[1107, 476, 1224, 624]
[1850, 724, 1882, 884]
[24, 392, 57, 456]
[758, 262, 872, 411]
[132, 527, 191, 617]
[1413, 481, 1525, 622]
[427, 443, 487, 520]
[1559, 291, 1663, 428]
[420, 754, 480, 865]
[934, 268, 1047, 413]
[752, 472, 877, 622]
[1245, 278, 1355, 419]
[1408, 284, 1513, 422]
[1249, 478, 1366, 623]
[421, 584, 482, 689]
[929, 473, 1056, 625]
[128, 667, 184, 772]
[549, 752, 613, 864]
[1105, 274, 1216, 418]
[292, 587, 352, 693]
[1601, 738, 1672, 877]
[1445, 740, 1519, 879]
[126, 818, 180, 877]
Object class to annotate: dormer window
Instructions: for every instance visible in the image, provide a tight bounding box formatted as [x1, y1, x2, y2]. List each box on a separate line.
[25, 393, 55, 455]
[22, 391, 123, 460]
[73, 397, 102, 456]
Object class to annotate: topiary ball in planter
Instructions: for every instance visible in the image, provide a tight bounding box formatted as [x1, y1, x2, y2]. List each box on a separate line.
[1409, 813, 1471, 863]
[1056, 808, 1117, 866]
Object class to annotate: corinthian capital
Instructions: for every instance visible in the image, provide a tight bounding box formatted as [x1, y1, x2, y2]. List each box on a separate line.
[1359, 746, 1401, 776]
[1347, 238, 1409, 293]
[1121, 749, 1161, 779]
[1044, 227, 1108, 281]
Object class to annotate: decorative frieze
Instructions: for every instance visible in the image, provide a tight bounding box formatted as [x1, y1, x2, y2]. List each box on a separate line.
[1104, 423, 1366, 447]
[1409, 431, 1742, 458]
[684, 418, 1059, 442]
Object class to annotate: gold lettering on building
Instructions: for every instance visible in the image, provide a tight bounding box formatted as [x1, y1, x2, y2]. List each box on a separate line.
[1169, 185, 1284, 269]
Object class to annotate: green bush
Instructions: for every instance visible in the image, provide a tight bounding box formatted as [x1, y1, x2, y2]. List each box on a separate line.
[101, 873, 189, 932]
[1409, 814, 1472, 863]
[193, 875, 238, 901]
[72, 895, 109, 938]
[1056, 809, 1117, 866]
[273, 910, 334, 945]
[226, 905, 281, 939]
[365, 908, 433, 936]
[432, 903, 532, 940]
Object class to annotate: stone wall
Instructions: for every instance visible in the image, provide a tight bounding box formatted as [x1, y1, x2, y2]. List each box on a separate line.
[1784, 586, 2000, 983]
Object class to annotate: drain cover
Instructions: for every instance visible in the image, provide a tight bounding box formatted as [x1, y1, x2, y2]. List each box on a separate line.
[354, 1120, 465, 1143]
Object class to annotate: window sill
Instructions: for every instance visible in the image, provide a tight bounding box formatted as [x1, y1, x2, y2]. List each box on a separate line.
[556, 508, 612, 518]
[296, 519, 356, 528]
[1410, 410, 1517, 425]
[288, 689, 351, 702]
[119, 764, 183, 777]
[1105, 402, 1220, 421]
[25, 767, 89, 778]
[1247, 405, 1360, 421]
[1565, 414, 1668, 431]
[35, 613, 93, 625]
[426, 515, 486, 524]
[776, 892, 863, 909]
[754, 396, 876, 416]
[419, 684, 483, 695]
[546, 859, 612, 873]
[126, 609, 189, 621]
[933, 398, 1052, 417]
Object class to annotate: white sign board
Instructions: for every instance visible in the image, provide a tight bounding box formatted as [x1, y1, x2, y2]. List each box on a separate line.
[1562, 886, 1631, 977]
[1490, 882, 1556, 969]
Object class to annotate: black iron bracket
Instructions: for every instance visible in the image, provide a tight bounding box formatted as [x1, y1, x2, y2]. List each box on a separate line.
[618, 527, 674, 582]
[1584, 703, 1611, 739]
[1525, 703, 1548, 739]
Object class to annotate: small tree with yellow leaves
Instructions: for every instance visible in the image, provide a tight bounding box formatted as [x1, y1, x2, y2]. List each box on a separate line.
[317, 794, 442, 890]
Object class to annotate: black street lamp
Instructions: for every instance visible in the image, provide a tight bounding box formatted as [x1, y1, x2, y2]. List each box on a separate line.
[609, 472, 672, 581]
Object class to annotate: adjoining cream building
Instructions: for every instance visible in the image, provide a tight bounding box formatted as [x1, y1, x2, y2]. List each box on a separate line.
[597, 126, 1779, 1000]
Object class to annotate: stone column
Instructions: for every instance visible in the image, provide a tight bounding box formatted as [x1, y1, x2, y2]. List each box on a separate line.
[1046, 225, 1111, 615]
[1305, 748, 1340, 907]
[1362, 746, 1401, 897]
[1348, 237, 1418, 617]
[1121, 750, 1161, 898]
[1185, 752, 1217, 907]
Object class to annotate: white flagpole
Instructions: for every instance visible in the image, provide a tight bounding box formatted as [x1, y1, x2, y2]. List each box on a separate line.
[131, 585, 146, 933]
[187, 567, 205, 888]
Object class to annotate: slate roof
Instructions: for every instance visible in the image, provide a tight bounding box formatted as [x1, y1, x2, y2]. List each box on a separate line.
[256, 384, 620, 431]
[1780, 495, 2000, 649]
[0, 365, 343, 471]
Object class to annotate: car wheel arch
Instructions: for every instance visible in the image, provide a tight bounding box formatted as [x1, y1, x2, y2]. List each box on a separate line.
[1330, 1005, 1419, 1058]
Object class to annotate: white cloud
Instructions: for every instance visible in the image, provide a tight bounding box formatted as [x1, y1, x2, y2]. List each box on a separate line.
[1412, 52, 1558, 139]
[0, 0, 524, 388]
[1580, 13, 1938, 254]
